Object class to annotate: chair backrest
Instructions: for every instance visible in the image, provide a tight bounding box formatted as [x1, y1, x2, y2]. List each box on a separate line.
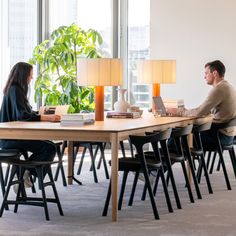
[211, 117, 236, 131]
[170, 124, 193, 155]
[192, 121, 212, 150]
[171, 124, 193, 138]
[129, 133, 160, 162]
[192, 121, 212, 133]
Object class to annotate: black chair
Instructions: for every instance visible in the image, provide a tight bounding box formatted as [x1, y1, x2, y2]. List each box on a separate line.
[74, 141, 109, 183]
[0, 149, 22, 210]
[201, 118, 236, 190]
[102, 132, 173, 220]
[168, 124, 201, 202]
[129, 128, 182, 210]
[75, 141, 126, 182]
[190, 121, 213, 194]
[55, 140, 111, 184]
[0, 159, 64, 221]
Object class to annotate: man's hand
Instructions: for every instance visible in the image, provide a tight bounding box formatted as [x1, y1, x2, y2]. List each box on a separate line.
[166, 108, 178, 116]
[40, 114, 61, 122]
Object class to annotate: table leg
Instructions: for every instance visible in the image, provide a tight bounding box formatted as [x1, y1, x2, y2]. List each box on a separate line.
[67, 141, 74, 185]
[110, 133, 119, 222]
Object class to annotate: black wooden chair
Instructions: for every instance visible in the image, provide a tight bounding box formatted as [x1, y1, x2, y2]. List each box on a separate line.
[167, 124, 201, 202]
[74, 141, 109, 183]
[0, 159, 63, 221]
[200, 118, 236, 190]
[102, 132, 173, 220]
[0, 149, 21, 210]
[54, 140, 110, 184]
[190, 121, 213, 194]
[129, 128, 182, 210]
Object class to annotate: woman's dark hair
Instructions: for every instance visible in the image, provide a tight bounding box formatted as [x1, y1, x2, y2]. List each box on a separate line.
[3, 62, 33, 95]
[205, 60, 226, 78]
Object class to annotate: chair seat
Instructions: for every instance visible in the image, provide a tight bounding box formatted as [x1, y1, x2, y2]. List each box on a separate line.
[3, 159, 58, 167]
[0, 149, 21, 159]
[190, 147, 204, 156]
[169, 152, 185, 162]
[109, 157, 162, 171]
[222, 144, 234, 150]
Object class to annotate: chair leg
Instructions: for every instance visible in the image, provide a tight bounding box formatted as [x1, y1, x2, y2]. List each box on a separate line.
[35, 167, 50, 221]
[217, 148, 231, 190]
[118, 171, 128, 210]
[181, 160, 194, 203]
[0, 163, 9, 210]
[153, 171, 160, 197]
[128, 172, 139, 206]
[88, 144, 98, 183]
[98, 143, 109, 179]
[200, 154, 213, 194]
[47, 168, 64, 216]
[186, 154, 202, 199]
[142, 168, 159, 219]
[164, 159, 182, 209]
[102, 180, 111, 216]
[159, 168, 173, 213]
[206, 151, 212, 170]
[183, 138, 202, 199]
[0, 165, 18, 216]
[120, 141, 126, 158]
[229, 149, 236, 178]
[141, 171, 151, 201]
[54, 144, 67, 186]
[4, 164, 10, 186]
[77, 146, 87, 175]
[209, 152, 217, 174]
[14, 167, 27, 214]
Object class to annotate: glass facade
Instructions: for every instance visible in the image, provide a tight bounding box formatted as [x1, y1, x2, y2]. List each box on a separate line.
[127, 0, 150, 109]
[0, 0, 37, 105]
[49, 0, 113, 110]
[0, 0, 150, 110]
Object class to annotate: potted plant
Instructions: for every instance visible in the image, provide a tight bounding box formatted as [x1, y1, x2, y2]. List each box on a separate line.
[29, 23, 103, 113]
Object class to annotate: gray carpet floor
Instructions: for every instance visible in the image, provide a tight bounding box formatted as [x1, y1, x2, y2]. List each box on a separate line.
[0, 150, 236, 236]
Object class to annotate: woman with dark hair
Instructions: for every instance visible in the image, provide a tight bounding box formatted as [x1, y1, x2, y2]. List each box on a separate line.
[0, 62, 59, 183]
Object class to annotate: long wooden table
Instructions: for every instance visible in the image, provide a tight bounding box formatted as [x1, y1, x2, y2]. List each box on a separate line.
[0, 113, 194, 221]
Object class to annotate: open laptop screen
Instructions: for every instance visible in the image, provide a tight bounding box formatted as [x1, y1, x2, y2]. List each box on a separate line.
[152, 96, 167, 116]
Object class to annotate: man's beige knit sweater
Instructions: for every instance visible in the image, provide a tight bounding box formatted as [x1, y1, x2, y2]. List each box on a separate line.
[184, 80, 236, 136]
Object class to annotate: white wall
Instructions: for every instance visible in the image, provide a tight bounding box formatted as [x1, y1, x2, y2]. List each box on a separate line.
[150, 0, 236, 108]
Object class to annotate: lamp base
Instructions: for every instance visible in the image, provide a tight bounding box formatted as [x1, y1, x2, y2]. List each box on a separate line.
[95, 86, 104, 121]
[152, 83, 160, 112]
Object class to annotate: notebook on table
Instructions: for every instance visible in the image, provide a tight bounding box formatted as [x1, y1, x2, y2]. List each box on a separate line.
[39, 105, 70, 116]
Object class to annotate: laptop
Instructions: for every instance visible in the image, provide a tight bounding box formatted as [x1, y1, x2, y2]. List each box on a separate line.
[39, 105, 70, 116]
[152, 96, 167, 116]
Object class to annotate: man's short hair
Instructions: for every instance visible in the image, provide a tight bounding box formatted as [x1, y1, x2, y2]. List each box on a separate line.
[205, 60, 226, 78]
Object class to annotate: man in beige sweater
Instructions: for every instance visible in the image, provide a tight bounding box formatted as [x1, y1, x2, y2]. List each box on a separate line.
[173, 60, 236, 146]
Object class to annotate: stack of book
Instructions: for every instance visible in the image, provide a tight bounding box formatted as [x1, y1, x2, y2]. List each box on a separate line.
[106, 111, 141, 119]
[163, 99, 185, 109]
[60, 113, 95, 126]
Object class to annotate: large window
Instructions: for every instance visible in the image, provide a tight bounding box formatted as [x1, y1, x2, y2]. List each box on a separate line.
[0, 1, 150, 110]
[127, 0, 150, 109]
[49, 0, 113, 110]
[0, 0, 38, 105]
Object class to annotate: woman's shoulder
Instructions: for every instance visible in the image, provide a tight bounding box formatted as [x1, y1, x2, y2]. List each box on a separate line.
[8, 83, 24, 94]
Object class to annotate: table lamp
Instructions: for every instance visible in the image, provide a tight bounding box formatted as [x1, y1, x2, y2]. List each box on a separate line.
[77, 58, 122, 121]
[137, 59, 176, 111]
